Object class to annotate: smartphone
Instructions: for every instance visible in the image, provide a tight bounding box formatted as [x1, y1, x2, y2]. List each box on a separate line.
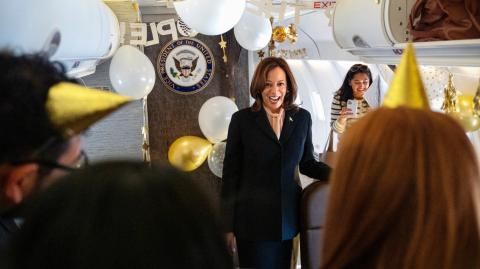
[346, 99, 357, 116]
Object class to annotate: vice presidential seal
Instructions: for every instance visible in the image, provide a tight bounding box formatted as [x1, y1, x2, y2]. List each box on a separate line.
[157, 38, 215, 94]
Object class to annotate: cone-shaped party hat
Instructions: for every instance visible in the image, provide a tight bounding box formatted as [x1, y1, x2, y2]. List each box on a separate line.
[46, 82, 132, 136]
[382, 43, 430, 109]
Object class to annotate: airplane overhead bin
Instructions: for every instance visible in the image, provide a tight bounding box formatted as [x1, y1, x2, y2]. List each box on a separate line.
[0, 0, 120, 77]
[332, 0, 480, 66]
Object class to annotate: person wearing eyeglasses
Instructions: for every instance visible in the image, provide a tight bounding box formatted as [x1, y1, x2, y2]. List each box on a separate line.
[0, 52, 128, 253]
[222, 57, 331, 269]
[330, 64, 373, 134]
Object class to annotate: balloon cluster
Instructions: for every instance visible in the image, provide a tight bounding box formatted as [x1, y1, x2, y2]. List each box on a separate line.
[173, 0, 272, 51]
[447, 94, 480, 132]
[168, 96, 238, 177]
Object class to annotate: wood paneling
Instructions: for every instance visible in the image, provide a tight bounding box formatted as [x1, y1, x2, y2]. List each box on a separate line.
[145, 29, 249, 204]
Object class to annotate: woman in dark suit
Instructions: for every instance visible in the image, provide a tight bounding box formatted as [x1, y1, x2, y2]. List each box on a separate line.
[222, 57, 331, 269]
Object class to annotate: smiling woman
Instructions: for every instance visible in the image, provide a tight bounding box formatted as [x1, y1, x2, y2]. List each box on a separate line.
[222, 57, 331, 269]
[261, 67, 288, 115]
[330, 63, 373, 134]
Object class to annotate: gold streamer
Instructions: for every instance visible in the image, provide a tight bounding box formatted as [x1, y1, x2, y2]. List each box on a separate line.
[441, 73, 457, 114]
[257, 50, 265, 60]
[474, 78, 480, 117]
[272, 26, 287, 43]
[141, 97, 151, 163]
[268, 17, 275, 56]
[286, 23, 298, 44]
[219, 35, 228, 63]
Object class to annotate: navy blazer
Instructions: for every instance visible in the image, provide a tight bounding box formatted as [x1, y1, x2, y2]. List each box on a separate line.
[221, 107, 330, 241]
[0, 216, 19, 257]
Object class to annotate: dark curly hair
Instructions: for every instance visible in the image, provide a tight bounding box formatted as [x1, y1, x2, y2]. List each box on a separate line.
[0, 51, 76, 163]
[338, 64, 373, 103]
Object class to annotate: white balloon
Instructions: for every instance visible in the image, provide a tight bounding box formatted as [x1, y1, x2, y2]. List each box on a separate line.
[234, 9, 272, 51]
[199, 96, 239, 143]
[109, 45, 155, 99]
[174, 0, 246, 36]
[208, 142, 226, 178]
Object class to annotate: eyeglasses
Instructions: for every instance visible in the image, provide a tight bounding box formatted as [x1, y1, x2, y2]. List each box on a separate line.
[349, 64, 369, 73]
[11, 150, 89, 172]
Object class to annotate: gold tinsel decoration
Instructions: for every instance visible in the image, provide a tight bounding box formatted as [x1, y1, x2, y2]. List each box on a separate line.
[267, 17, 275, 56]
[441, 73, 457, 114]
[257, 50, 265, 60]
[272, 26, 287, 43]
[271, 24, 298, 44]
[474, 78, 480, 117]
[286, 24, 298, 44]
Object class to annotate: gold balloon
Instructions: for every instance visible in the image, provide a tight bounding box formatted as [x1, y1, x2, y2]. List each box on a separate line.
[168, 136, 212, 172]
[447, 94, 480, 132]
[457, 94, 475, 113]
[272, 26, 287, 43]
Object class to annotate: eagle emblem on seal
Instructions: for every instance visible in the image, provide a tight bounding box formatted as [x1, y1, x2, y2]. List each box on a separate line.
[171, 50, 199, 79]
[157, 38, 215, 95]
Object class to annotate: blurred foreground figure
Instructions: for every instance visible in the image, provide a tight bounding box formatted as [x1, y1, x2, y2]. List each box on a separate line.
[6, 161, 233, 269]
[321, 107, 480, 269]
[0, 52, 129, 251]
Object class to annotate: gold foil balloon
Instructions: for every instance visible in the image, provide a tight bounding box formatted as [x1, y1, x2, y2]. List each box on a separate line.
[168, 136, 212, 172]
[474, 78, 480, 117]
[272, 26, 287, 43]
[448, 94, 480, 132]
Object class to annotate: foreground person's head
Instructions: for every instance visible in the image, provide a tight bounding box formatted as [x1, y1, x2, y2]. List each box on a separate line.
[321, 107, 480, 269]
[7, 161, 233, 269]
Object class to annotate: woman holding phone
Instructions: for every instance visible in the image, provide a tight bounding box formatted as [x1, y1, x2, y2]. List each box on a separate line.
[330, 64, 372, 134]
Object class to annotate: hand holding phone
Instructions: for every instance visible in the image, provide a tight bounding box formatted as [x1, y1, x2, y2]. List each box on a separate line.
[346, 99, 357, 117]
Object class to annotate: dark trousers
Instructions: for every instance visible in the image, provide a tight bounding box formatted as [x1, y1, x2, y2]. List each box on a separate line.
[236, 239, 292, 269]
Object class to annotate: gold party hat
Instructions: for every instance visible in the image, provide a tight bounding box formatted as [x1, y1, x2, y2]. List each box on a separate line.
[46, 82, 132, 136]
[383, 43, 430, 109]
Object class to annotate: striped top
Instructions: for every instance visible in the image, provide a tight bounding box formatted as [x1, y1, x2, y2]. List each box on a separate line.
[330, 90, 370, 134]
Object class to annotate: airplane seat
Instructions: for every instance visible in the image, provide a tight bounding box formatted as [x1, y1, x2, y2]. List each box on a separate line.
[300, 180, 329, 269]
